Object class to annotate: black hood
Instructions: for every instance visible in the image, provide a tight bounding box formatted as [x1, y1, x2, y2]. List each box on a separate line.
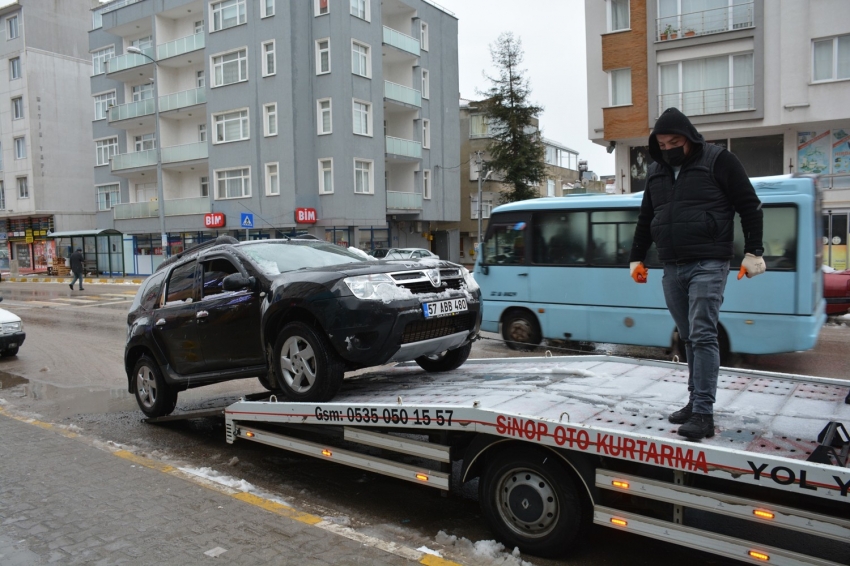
[648, 107, 705, 164]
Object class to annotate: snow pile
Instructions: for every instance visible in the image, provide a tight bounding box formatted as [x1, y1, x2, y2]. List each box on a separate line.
[416, 546, 442, 557]
[178, 466, 291, 506]
[372, 283, 416, 303]
[434, 531, 534, 566]
[347, 247, 377, 261]
[254, 258, 281, 275]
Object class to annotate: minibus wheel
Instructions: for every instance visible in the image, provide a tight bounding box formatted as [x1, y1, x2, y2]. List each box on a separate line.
[502, 309, 541, 351]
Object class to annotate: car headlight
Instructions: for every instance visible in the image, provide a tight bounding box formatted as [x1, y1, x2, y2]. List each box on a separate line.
[461, 267, 479, 293]
[2, 321, 22, 334]
[343, 274, 397, 300]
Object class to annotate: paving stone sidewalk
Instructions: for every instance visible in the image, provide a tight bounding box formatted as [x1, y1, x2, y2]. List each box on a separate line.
[0, 414, 418, 566]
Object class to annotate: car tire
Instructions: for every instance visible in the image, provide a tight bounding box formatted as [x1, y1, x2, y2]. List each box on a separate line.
[274, 321, 344, 402]
[414, 341, 472, 372]
[2, 346, 19, 357]
[502, 310, 541, 351]
[133, 355, 177, 418]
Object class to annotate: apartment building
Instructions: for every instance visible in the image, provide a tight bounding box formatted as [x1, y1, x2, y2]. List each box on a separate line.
[90, 0, 459, 274]
[0, 0, 95, 272]
[585, 0, 850, 267]
[441, 99, 582, 264]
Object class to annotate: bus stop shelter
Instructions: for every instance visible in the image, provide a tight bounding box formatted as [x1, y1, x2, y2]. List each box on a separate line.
[48, 229, 124, 277]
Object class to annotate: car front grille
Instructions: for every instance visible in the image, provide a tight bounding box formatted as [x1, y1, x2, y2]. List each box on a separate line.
[397, 279, 464, 295]
[390, 268, 464, 296]
[401, 312, 475, 344]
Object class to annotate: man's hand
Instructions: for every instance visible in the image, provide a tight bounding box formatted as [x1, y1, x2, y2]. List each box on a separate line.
[737, 253, 766, 280]
[630, 261, 648, 283]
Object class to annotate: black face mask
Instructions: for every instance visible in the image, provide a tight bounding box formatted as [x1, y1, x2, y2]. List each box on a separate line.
[661, 145, 687, 167]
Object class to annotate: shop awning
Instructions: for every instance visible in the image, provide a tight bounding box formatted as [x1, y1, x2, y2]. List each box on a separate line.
[47, 229, 122, 238]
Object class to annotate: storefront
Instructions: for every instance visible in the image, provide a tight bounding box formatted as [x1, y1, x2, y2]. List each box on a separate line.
[49, 229, 124, 277]
[1, 216, 55, 274]
[358, 226, 390, 252]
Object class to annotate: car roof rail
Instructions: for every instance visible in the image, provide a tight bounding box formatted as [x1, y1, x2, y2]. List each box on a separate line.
[156, 235, 239, 272]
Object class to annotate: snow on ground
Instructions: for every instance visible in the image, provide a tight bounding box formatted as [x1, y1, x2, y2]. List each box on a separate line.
[178, 466, 291, 507]
[435, 531, 535, 566]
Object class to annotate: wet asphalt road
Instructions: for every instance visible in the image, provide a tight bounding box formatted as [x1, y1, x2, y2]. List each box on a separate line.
[0, 281, 848, 566]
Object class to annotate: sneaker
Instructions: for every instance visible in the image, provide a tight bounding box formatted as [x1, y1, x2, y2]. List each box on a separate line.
[668, 401, 693, 424]
[677, 413, 715, 440]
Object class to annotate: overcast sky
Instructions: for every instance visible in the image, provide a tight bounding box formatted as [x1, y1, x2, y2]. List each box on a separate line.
[436, 0, 615, 176]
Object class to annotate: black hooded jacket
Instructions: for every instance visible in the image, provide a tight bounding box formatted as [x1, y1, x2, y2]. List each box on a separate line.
[629, 108, 763, 263]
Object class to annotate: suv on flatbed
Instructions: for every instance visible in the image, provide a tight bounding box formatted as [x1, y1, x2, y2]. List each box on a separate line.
[125, 236, 481, 417]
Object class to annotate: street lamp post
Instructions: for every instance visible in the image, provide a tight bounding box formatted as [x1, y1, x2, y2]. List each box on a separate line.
[477, 166, 493, 255]
[127, 46, 167, 257]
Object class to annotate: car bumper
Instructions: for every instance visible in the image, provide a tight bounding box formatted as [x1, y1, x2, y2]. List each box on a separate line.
[0, 331, 25, 351]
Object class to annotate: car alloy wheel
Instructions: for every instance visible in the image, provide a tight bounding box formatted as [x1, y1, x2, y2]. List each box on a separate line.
[136, 364, 159, 410]
[279, 336, 318, 393]
[273, 322, 345, 402]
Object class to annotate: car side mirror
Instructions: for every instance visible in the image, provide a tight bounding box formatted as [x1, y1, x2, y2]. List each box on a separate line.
[222, 273, 254, 291]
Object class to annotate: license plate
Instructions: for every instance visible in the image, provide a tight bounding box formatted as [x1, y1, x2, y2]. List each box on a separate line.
[422, 298, 468, 318]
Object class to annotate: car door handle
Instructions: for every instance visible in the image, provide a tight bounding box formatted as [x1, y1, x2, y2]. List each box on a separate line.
[155, 318, 166, 327]
[518, 273, 528, 277]
[196, 310, 209, 319]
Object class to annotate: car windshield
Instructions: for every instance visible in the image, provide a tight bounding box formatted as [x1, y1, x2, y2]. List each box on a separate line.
[240, 241, 366, 275]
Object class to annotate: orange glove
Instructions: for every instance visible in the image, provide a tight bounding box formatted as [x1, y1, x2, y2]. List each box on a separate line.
[630, 261, 648, 283]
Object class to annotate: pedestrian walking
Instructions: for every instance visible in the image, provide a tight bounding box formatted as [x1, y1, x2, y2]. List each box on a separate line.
[628, 107, 765, 440]
[69, 248, 85, 291]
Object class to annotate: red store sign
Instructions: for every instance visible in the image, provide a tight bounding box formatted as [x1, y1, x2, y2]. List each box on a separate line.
[295, 208, 317, 224]
[204, 212, 226, 228]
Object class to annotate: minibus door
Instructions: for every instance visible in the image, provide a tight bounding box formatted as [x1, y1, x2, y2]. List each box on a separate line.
[476, 218, 531, 305]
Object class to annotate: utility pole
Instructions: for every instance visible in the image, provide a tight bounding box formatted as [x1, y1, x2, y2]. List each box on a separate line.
[476, 152, 494, 256]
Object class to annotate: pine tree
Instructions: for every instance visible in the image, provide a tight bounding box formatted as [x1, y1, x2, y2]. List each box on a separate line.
[479, 32, 546, 204]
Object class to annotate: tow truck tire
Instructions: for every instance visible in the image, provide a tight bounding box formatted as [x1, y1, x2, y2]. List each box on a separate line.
[2, 346, 19, 357]
[502, 310, 541, 351]
[414, 342, 472, 372]
[274, 321, 344, 402]
[133, 355, 177, 418]
[479, 446, 586, 558]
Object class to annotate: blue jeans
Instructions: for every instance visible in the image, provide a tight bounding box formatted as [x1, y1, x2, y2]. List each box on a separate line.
[70, 272, 84, 290]
[662, 259, 729, 415]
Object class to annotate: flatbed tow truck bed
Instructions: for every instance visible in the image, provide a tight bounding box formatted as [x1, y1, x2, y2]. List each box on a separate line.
[204, 356, 848, 564]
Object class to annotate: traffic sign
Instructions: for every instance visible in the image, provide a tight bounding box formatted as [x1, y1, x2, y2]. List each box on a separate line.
[240, 213, 254, 228]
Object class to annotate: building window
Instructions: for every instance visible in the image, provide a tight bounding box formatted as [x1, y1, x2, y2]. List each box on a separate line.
[262, 40, 275, 76]
[17, 177, 28, 198]
[0, 143, 3, 170]
[11, 96, 23, 120]
[0, 181, 5, 210]
[134, 133, 156, 152]
[216, 167, 251, 199]
[93, 91, 116, 121]
[95, 137, 118, 167]
[197, 70, 206, 88]
[265, 162, 279, 195]
[813, 34, 850, 82]
[91, 46, 115, 76]
[422, 119, 431, 149]
[14, 137, 25, 159]
[423, 170, 431, 199]
[195, 20, 205, 34]
[353, 100, 371, 136]
[547, 179, 556, 197]
[420, 21, 429, 51]
[264, 103, 277, 136]
[350, 0, 369, 21]
[96, 184, 119, 210]
[131, 35, 153, 51]
[354, 159, 373, 194]
[315, 0, 329, 16]
[608, 0, 629, 32]
[200, 176, 209, 197]
[9, 56, 20, 80]
[198, 124, 207, 142]
[319, 159, 333, 194]
[7, 15, 18, 39]
[659, 53, 754, 116]
[262, 0, 275, 18]
[421, 69, 430, 99]
[317, 98, 332, 135]
[213, 109, 249, 143]
[351, 41, 370, 77]
[316, 39, 330, 74]
[470, 195, 493, 220]
[132, 82, 154, 101]
[211, 0, 246, 32]
[212, 49, 248, 86]
[609, 68, 632, 106]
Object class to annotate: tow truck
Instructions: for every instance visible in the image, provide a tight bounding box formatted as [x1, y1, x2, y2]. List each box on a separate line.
[154, 355, 850, 565]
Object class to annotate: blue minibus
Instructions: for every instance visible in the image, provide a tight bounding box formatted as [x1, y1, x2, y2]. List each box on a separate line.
[474, 175, 825, 362]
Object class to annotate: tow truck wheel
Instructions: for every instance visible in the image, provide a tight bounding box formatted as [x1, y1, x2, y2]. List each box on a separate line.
[133, 355, 177, 418]
[2, 346, 18, 357]
[414, 342, 472, 372]
[502, 310, 541, 351]
[274, 321, 344, 402]
[480, 446, 586, 558]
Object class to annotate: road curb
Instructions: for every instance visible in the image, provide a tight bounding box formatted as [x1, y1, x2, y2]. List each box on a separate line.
[3, 276, 144, 285]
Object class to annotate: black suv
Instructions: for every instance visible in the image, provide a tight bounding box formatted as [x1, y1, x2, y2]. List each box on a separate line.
[125, 236, 481, 417]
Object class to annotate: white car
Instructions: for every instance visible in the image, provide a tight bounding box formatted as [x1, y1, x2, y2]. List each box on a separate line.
[384, 248, 440, 261]
[0, 297, 24, 356]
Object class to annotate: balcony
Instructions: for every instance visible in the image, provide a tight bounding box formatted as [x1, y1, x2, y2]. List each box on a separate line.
[159, 87, 206, 113]
[656, 2, 754, 42]
[113, 196, 210, 220]
[108, 98, 155, 123]
[111, 149, 156, 172]
[157, 32, 204, 62]
[387, 191, 423, 210]
[92, 0, 143, 29]
[386, 136, 422, 159]
[105, 47, 154, 75]
[384, 81, 421, 107]
[162, 142, 208, 164]
[658, 84, 754, 117]
[382, 26, 420, 56]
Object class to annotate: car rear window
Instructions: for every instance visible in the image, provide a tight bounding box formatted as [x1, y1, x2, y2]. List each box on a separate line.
[240, 241, 365, 275]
